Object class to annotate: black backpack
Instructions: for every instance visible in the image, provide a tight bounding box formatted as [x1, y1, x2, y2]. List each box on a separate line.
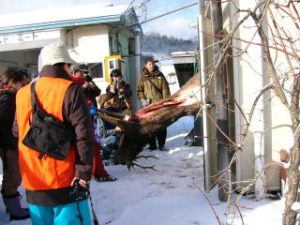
[23, 82, 74, 160]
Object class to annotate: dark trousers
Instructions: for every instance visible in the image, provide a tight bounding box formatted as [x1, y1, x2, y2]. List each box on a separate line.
[0, 148, 21, 196]
[149, 128, 167, 148]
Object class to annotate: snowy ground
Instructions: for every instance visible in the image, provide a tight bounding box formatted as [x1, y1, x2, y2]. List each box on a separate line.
[0, 116, 285, 225]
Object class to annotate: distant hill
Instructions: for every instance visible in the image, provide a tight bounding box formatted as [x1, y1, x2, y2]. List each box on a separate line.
[141, 33, 198, 56]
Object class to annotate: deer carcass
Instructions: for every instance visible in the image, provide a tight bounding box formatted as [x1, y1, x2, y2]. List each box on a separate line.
[99, 74, 201, 168]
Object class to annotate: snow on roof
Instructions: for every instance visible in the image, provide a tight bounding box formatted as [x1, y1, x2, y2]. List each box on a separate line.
[0, 3, 129, 33]
[171, 51, 197, 64]
[171, 51, 196, 57]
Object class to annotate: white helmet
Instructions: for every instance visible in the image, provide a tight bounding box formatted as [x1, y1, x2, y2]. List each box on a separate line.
[38, 42, 76, 72]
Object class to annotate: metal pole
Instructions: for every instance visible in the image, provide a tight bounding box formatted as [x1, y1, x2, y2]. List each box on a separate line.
[134, 34, 141, 112]
[199, 0, 216, 192]
[209, 0, 230, 202]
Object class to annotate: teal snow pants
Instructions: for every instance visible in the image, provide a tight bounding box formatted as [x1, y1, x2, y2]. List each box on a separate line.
[28, 199, 92, 225]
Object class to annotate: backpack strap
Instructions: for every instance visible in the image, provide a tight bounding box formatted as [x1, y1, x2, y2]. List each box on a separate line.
[30, 82, 38, 114]
[146, 77, 163, 95]
[29, 81, 45, 159]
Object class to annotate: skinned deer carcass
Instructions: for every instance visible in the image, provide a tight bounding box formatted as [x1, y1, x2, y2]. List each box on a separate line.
[99, 74, 201, 168]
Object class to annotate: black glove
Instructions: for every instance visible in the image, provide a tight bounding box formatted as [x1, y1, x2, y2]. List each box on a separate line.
[85, 75, 92, 82]
[70, 179, 90, 201]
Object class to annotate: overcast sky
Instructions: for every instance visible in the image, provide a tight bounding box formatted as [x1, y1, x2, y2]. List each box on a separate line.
[0, 0, 199, 39]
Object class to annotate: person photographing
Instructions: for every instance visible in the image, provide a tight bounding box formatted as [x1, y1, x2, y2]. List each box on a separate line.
[106, 69, 133, 115]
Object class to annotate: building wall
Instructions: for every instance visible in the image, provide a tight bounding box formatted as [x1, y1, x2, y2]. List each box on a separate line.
[108, 30, 139, 112]
[226, 0, 296, 191]
[64, 25, 110, 64]
[267, 2, 295, 153]
[109, 30, 131, 81]
[200, 0, 288, 192]
[228, 0, 269, 190]
[110, 31, 130, 56]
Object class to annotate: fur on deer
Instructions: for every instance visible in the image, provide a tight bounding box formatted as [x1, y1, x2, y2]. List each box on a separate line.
[98, 74, 202, 168]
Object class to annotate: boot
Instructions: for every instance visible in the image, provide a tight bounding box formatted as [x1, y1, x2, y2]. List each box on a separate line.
[3, 194, 30, 220]
[95, 174, 117, 182]
[102, 145, 113, 160]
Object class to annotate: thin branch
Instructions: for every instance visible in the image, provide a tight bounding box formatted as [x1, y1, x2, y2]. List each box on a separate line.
[234, 202, 245, 225]
[193, 180, 222, 225]
[127, 162, 157, 171]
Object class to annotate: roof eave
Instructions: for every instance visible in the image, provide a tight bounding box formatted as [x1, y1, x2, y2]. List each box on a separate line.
[0, 15, 121, 35]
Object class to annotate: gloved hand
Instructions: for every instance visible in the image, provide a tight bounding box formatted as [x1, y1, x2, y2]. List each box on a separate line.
[109, 84, 116, 94]
[141, 99, 149, 108]
[70, 178, 90, 201]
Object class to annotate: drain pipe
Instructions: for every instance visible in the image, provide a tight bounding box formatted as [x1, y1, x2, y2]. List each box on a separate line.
[198, 0, 213, 192]
[134, 33, 141, 112]
[135, 34, 141, 75]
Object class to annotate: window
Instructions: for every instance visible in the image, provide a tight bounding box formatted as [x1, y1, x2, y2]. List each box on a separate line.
[87, 63, 103, 79]
[109, 60, 115, 69]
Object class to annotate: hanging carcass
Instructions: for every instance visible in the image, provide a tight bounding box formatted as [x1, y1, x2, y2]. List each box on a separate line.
[98, 74, 201, 168]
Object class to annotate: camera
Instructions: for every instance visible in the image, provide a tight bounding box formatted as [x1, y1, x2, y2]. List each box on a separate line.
[118, 92, 125, 100]
[70, 179, 90, 201]
[85, 75, 92, 82]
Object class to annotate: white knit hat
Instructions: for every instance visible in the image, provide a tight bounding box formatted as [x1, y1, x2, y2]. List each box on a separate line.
[38, 42, 76, 72]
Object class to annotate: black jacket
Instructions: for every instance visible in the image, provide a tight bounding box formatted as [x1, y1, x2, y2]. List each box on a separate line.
[0, 89, 17, 150]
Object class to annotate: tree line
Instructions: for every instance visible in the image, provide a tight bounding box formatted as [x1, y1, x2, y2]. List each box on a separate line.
[141, 32, 197, 55]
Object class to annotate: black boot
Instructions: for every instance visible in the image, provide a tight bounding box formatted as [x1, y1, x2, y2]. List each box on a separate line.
[2, 194, 30, 220]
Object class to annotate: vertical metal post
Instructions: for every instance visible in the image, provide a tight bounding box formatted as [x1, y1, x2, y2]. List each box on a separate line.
[134, 34, 141, 111]
[209, 0, 230, 201]
[198, 0, 211, 191]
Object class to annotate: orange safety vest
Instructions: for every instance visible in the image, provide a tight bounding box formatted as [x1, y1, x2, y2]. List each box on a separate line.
[16, 77, 76, 191]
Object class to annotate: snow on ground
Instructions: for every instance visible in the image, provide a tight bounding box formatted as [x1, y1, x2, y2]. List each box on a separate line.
[0, 116, 285, 225]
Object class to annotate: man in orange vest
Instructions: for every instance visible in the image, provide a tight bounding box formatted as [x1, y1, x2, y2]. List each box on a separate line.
[14, 42, 94, 225]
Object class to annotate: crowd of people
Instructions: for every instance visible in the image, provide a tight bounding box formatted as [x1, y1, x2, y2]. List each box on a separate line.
[0, 42, 170, 224]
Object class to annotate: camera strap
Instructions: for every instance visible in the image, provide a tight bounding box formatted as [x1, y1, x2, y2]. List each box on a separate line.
[76, 201, 84, 225]
[74, 189, 99, 225]
[89, 195, 99, 225]
[146, 76, 163, 95]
